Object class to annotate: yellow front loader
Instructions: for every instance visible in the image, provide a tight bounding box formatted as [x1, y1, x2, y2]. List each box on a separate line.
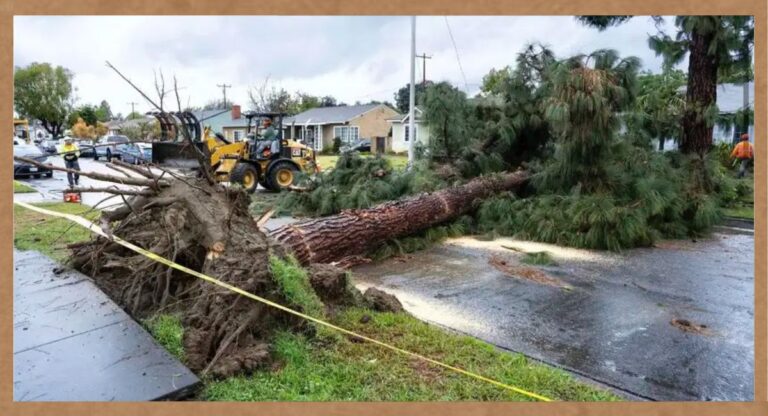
[151, 111, 318, 192]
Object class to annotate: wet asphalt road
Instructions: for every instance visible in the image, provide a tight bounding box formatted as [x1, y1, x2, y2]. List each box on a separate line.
[353, 233, 754, 401]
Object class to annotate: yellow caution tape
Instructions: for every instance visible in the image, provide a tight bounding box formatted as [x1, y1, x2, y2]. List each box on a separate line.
[14, 200, 554, 402]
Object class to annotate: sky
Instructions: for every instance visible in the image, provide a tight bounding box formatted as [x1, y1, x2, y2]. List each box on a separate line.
[14, 15, 677, 117]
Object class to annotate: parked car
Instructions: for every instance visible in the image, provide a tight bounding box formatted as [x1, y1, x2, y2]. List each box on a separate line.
[37, 139, 57, 155]
[14, 139, 53, 178]
[115, 143, 151, 164]
[94, 135, 130, 161]
[75, 140, 96, 158]
[341, 138, 371, 153]
[137, 143, 152, 161]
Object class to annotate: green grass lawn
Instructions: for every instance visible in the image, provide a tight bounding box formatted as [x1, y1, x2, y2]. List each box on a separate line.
[13, 202, 99, 261]
[317, 154, 409, 172]
[13, 181, 36, 193]
[148, 307, 618, 402]
[722, 205, 754, 220]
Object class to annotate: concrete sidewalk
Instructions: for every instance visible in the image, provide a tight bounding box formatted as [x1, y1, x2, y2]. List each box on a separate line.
[13, 249, 200, 401]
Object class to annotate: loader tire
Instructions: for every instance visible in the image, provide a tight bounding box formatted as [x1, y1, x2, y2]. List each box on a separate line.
[268, 160, 299, 191]
[259, 178, 273, 191]
[230, 162, 259, 194]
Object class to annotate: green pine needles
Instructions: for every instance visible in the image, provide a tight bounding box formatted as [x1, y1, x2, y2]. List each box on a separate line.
[279, 152, 445, 217]
[476, 50, 727, 250]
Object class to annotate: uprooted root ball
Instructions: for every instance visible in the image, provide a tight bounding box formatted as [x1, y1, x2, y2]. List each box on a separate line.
[69, 178, 356, 378]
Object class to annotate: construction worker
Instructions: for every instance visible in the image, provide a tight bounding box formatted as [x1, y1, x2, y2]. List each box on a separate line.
[60, 137, 81, 186]
[255, 118, 279, 159]
[730, 133, 754, 179]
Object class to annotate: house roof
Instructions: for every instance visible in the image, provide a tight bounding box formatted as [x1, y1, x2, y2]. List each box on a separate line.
[678, 82, 754, 113]
[387, 107, 420, 123]
[283, 104, 386, 125]
[193, 109, 250, 132]
[107, 117, 155, 130]
[192, 109, 229, 122]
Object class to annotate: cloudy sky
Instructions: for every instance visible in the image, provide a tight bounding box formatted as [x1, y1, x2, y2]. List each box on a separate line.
[14, 15, 676, 116]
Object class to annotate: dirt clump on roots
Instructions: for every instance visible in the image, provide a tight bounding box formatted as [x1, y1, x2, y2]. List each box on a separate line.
[308, 263, 364, 308]
[363, 287, 404, 313]
[69, 178, 352, 378]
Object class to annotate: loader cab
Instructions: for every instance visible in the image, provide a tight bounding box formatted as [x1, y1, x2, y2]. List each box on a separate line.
[243, 111, 288, 160]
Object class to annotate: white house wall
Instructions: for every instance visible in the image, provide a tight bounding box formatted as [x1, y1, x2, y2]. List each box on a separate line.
[390, 121, 430, 153]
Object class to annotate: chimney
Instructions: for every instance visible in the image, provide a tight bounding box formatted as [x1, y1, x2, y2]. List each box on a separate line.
[232, 104, 241, 120]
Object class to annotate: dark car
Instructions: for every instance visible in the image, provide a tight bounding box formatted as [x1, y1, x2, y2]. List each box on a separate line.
[115, 143, 151, 164]
[343, 138, 371, 153]
[37, 139, 57, 155]
[94, 135, 130, 161]
[76, 140, 96, 158]
[14, 139, 53, 178]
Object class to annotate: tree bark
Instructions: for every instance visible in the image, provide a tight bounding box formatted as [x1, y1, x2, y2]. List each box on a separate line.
[681, 30, 718, 155]
[269, 170, 529, 265]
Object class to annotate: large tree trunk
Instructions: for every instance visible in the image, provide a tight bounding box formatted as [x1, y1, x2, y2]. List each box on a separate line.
[681, 30, 718, 155]
[270, 170, 529, 265]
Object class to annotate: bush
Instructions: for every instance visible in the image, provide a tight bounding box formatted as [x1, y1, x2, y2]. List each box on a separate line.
[332, 137, 342, 154]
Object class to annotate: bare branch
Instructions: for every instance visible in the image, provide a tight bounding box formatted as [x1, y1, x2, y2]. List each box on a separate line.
[14, 156, 168, 188]
[105, 61, 163, 111]
[105, 163, 134, 178]
[154, 68, 166, 112]
[111, 159, 160, 179]
[71, 186, 155, 196]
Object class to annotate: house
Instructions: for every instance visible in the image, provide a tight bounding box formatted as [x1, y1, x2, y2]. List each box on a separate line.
[662, 82, 754, 150]
[105, 116, 156, 137]
[282, 103, 400, 152]
[386, 107, 431, 154]
[711, 81, 754, 143]
[192, 105, 250, 141]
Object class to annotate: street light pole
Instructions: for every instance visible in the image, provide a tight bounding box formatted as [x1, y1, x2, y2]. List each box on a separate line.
[408, 16, 416, 167]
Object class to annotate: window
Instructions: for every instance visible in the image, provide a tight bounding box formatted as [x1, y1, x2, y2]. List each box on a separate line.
[233, 130, 242, 141]
[333, 126, 360, 145]
[403, 125, 418, 142]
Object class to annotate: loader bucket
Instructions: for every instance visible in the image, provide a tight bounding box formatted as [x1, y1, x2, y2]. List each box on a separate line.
[149, 111, 205, 169]
[151, 141, 206, 169]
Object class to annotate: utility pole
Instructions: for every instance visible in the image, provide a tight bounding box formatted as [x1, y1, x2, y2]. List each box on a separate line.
[127, 101, 137, 117]
[217, 83, 232, 107]
[416, 53, 432, 87]
[408, 16, 416, 167]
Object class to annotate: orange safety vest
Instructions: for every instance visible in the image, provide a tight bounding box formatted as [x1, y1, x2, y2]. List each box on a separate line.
[731, 141, 753, 160]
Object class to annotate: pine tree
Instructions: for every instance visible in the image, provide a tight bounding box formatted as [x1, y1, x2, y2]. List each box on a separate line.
[577, 16, 754, 155]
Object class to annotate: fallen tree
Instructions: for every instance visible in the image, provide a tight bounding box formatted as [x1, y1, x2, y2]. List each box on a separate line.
[270, 170, 529, 265]
[15, 153, 528, 377]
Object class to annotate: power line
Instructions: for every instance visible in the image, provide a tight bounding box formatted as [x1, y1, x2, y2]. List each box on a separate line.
[444, 16, 469, 93]
[127, 101, 138, 115]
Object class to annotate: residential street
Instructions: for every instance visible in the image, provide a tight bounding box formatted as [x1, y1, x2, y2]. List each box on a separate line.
[14, 156, 150, 207]
[353, 232, 754, 401]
